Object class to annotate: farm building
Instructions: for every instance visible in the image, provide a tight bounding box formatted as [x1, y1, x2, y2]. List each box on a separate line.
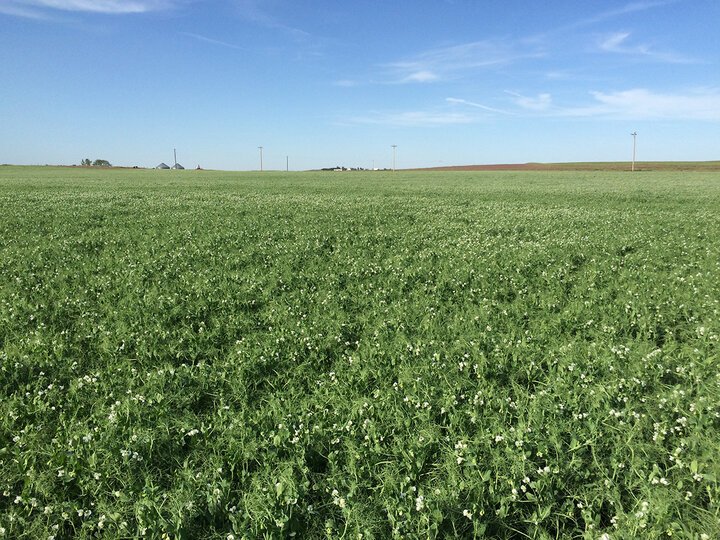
[172, 163, 185, 170]
[156, 163, 170, 169]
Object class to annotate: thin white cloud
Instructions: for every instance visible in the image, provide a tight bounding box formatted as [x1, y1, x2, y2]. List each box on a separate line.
[598, 31, 697, 63]
[351, 110, 473, 127]
[181, 32, 245, 50]
[348, 97, 514, 127]
[364, 88, 720, 125]
[543, 70, 594, 82]
[600, 32, 634, 52]
[563, 0, 675, 30]
[0, 1, 49, 17]
[384, 39, 544, 83]
[565, 88, 720, 119]
[446, 97, 513, 115]
[404, 70, 439, 83]
[3, 0, 173, 13]
[544, 71, 569, 80]
[350, 87, 720, 126]
[234, 0, 310, 40]
[506, 91, 552, 111]
[344, 2, 679, 87]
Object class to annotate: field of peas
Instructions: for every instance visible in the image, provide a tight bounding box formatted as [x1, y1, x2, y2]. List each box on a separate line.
[1, 165, 719, 539]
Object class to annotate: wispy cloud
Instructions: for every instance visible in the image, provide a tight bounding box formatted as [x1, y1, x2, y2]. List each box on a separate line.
[234, 0, 310, 40]
[181, 32, 245, 51]
[348, 96, 515, 126]
[446, 97, 513, 115]
[384, 39, 544, 83]
[0, 1, 49, 18]
[600, 32, 635, 52]
[343, 2, 681, 87]
[350, 110, 473, 127]
[505, 91, 553, 111]
[355, 87, 720, 127]
[404, 70, 439, 83]
[333, 79, 359, 87]
[495, 88, 720, 119]
[1, 0, 175, 15]
[598, 31, 698, 63]
[560, 1, 675, 31]
[564, 88, 720, 119]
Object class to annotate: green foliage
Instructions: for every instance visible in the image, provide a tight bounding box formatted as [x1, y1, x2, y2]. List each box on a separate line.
[0, 167, 719, 538]
[80, 158, 91, 167]
[91, 159, 111, 167]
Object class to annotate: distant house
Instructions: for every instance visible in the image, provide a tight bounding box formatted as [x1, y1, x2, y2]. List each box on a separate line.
[172, 163, 185, 170]
[156, 163, 170, 169]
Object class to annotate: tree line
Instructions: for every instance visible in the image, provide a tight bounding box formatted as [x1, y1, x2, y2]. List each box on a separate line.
[81, 158, 111, 167]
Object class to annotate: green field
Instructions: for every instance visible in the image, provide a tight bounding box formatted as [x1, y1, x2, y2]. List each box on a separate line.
[1, 166, 719, 539]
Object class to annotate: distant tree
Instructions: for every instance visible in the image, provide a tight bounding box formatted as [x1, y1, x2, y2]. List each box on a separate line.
[92, 159, 111, 167]
[81, 158, 91, 166]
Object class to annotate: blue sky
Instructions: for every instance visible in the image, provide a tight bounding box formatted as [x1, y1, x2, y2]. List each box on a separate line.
[1, 0, 718, 170]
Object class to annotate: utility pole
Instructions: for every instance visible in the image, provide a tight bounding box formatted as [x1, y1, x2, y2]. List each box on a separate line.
[392, 145, 397, 172]
[258, 146, 263, 172]
[286, 155, 289, 172]
[631, 132, 637, 172]
[174, 148, 177, 168]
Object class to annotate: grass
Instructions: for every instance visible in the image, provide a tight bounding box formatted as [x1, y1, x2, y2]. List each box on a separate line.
[1, 166, 719, 539]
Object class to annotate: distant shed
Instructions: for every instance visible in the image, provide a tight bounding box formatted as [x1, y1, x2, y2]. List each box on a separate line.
[172, 163, 185, 170]
[156, 163, 170, 169]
